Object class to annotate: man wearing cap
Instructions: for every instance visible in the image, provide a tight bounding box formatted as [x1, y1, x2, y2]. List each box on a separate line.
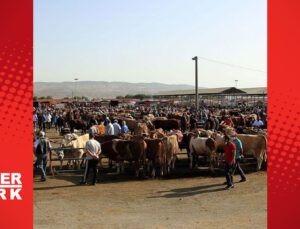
[223, 135, 236, 189]
[231, 131, 247, 182]
[113, 120, 121, 136]
[34, 131, 52, 181]
[81, 132, 101, 185]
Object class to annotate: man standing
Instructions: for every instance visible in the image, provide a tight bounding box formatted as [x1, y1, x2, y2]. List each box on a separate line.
[34, 131, 52, 181]
[113, 120, 121, 136]
[231, 132, 247, 182]
[81, 133, 101, 185]
[253, 117, 264, 128]
[105, 119, 114, 135]
[121, 121, 129, 134]
[224, 135, 236, 189]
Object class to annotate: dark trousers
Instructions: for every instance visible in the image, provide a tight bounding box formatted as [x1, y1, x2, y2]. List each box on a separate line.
[82, 159, 99, 184]
[225, 162, 234, 186]
[232, 158, 246, 181]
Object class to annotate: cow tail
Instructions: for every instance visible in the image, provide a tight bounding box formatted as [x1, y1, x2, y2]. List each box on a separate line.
[262, 134, 267, 162]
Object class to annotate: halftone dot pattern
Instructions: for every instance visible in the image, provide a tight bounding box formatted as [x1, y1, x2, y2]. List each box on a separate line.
[0, 41, 33, 144]
[268, 87, 300, 194]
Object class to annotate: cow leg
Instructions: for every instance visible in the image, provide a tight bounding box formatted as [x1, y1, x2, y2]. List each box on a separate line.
[121, 162, 125, 174]
[194, 155, 198, 168]
[60, 160, 63, 170]
[116, 163, 121, 174]
[67, 161, 71, 169]
[98, 158, 103, 169]
[135, 161, 140, 178]
[257, 156, 263, 171]
[151, 167, 156, 178]
[171, 155, 177, 170]
[147, 161, 152, 175]
[189, 153, 193, 169]
[109, 159, 113, 169]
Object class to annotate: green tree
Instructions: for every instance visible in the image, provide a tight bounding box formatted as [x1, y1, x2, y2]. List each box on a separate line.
[46, 96, 53, 99]
[125, 94, 134, 98]
[33, 96, 38, 101]
[116, 96, 124, 99]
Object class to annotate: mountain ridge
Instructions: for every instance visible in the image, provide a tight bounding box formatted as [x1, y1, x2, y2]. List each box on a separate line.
[34, 81, 201, 98]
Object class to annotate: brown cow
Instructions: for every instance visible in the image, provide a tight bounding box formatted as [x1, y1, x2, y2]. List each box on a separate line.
[145, 139, 167, 178]
[237, 134, 267, 170]
[134, 122, 149, 135]
[110, 136, 147, 177]
[152, 119, 181, 131]
[163, 135, 179, 173]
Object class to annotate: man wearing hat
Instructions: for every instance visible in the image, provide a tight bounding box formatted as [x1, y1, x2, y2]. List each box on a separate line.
[34, 131, 52, 181]
[231, 131, 247, 182]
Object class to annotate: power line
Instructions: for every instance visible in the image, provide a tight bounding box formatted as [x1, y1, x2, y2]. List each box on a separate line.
[197, 56, 267, 73]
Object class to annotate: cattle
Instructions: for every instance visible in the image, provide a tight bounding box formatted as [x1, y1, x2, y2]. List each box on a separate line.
[68, 119, 88, 133]
[91, 125, 106, 135]
[149, 128, 166, 139]
[134, 122, 149, 136]
[152, 119, 181, 131]
[101, 136, 147, 177]
[162, 135, 179, 174]
[189, 136, 217, 171]
[237, 134, 267, 170]
[211, 132, 226, 166]
[144, 139, 167, 177]
[122, 118, 137, 131]
[143, 114, 155, 122]
[94, 134, 120, 143]
[57, 133, 89, 169]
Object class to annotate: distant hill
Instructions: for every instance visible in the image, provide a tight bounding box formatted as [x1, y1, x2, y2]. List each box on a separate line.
[34, 81, 198, 98]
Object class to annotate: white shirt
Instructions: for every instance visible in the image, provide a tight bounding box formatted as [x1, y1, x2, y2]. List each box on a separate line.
[113, 122, 121, 136]
[105, 123, 114, 135]
[33, 114, 37, 122]
[85, 139, 101, 160]
[44, 114, 52, 122]
[253, 120, 264, 127]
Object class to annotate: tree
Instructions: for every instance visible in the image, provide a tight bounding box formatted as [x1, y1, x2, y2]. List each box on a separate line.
[38, 96, 45, 99]
[116, 96, 124, 99]
[46, 96, 53, 99]
[125, 94, 134, 98]
[33, 96, 38, 101]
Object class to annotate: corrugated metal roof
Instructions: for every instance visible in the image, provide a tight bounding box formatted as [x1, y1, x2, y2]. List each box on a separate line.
[155, 87, 247, 96]
[239, 87, 267, 95]
[154, 87, 267, 96]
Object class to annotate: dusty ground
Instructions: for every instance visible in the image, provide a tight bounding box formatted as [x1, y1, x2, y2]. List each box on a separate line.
[34, 128, 267, 229]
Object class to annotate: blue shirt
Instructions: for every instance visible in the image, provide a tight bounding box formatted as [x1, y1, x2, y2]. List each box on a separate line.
[121, 125, 129, 133]
[233, 138, 243, 159]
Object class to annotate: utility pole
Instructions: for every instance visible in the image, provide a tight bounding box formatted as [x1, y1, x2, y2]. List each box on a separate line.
[192, 56, 199, 110]
[74, 78, 78, 101]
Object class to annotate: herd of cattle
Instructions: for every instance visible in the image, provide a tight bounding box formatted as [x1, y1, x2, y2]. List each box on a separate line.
[49, 109, 267, 178]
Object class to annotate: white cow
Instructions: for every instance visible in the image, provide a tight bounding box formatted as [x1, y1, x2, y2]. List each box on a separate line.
[189, 136, 217, 171]
[57, 134, 89, 169]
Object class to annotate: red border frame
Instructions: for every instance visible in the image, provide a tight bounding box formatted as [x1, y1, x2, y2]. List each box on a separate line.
[0, 0, 300, 228]
[0, 0, 33, 228]
[268, 1, 300, 228]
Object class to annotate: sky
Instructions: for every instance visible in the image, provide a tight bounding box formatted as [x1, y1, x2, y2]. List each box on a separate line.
[34, 0, 267, 88]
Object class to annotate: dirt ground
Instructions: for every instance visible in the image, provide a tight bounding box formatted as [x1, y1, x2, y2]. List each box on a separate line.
[34, 128, 267, 229]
